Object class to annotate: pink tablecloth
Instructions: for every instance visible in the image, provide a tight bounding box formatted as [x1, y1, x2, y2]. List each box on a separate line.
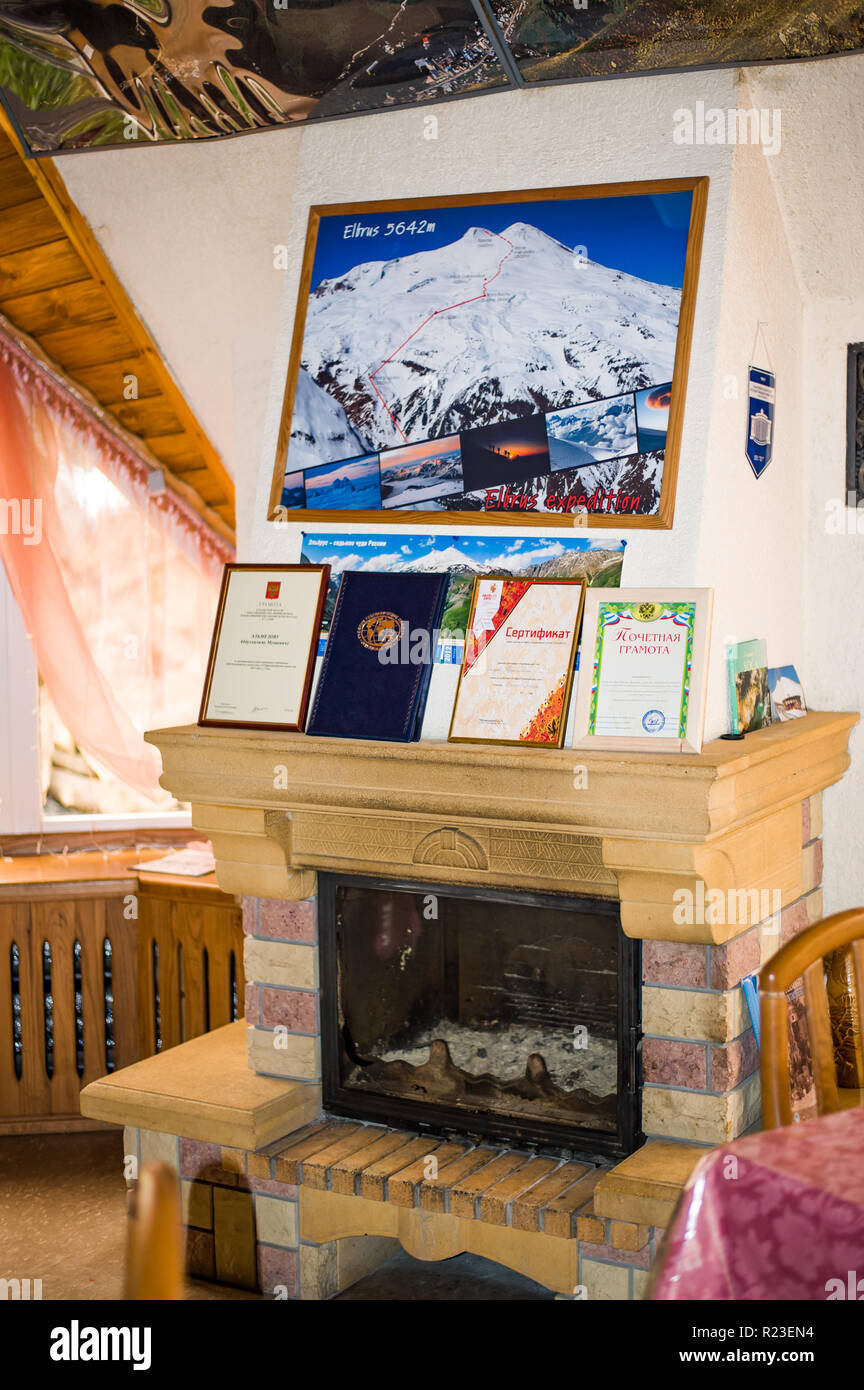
[652, 1106, 864, 1300]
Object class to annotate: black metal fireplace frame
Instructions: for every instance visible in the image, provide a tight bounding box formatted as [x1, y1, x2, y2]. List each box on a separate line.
[318, 872, 643, 1162]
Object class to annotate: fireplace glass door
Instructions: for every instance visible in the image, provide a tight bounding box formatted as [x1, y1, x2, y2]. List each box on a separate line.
[319, 875, 641, 1158]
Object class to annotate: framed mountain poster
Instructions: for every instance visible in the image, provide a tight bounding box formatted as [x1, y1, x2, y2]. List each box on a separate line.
[268, 178, 708, 530]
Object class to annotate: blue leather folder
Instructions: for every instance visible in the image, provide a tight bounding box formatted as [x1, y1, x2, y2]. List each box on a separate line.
[307, 570, 448, 742]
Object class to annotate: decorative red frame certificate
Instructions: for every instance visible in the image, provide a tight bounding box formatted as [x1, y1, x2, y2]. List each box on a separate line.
[448, 576, 585, 748]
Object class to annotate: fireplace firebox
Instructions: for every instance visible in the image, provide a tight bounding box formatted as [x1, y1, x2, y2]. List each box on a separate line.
[319, 874, 642, 1160]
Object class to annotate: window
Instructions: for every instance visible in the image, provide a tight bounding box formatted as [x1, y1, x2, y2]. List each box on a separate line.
[0, 332, 231, 836]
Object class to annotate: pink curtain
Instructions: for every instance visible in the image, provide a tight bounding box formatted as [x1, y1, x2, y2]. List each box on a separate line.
[0, 331, 233, 799]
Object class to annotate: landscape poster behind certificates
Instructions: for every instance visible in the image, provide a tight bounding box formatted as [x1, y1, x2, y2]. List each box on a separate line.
[269, 179, 708, 529]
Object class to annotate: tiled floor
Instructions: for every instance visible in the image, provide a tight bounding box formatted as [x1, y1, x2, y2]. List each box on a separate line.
[0, 1130, 258, 1301]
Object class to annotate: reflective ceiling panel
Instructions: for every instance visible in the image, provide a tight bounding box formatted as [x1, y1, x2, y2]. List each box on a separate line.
[0, 1, 862, 155]
[488, 0, 864, 84]
[0, 0, 507, 153]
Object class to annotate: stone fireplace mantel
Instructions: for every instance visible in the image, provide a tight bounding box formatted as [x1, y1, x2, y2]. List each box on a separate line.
[147, 711, 856, 945]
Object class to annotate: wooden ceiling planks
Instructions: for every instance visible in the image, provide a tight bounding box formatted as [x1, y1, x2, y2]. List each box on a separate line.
[0, 119, 235, 539]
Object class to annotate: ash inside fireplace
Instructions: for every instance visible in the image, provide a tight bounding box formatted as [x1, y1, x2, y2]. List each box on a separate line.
[375, 1019, 616, 1096]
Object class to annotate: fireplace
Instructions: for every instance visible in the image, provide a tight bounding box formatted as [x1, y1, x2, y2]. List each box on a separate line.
[319, 874, 642, 1159]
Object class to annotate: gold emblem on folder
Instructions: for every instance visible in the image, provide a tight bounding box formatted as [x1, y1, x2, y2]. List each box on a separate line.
[357, 611, 403, 651]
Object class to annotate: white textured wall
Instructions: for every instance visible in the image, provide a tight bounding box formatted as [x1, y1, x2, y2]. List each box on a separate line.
[57, 59, 864, 907]
[803, 299, 864, 911]
[695, 84, 806, 737]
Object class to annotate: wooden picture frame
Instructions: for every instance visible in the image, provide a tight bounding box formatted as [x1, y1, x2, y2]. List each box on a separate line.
[198, 563, 329, 732]
[571, 587, 713, 754]
[448, 576, 585, 748]
[268, 177, 708, 530]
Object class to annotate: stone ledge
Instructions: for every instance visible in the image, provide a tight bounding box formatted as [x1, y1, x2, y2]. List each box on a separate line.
[593, 1138, 706, 1227]
[79, 1021, 320, 1149]
[145, 712, 855, 943]
[146, 712, 857, 842]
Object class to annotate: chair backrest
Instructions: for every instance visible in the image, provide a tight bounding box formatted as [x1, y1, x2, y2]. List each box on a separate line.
[124, 1160, 184, 1300]
[759, 908, 864, 1130]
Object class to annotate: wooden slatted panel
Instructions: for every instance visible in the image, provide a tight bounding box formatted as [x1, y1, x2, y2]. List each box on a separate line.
[106, 897, 140, 1072]
[36, 904, 79, 1115]
[137, 892, 243, 1054]
[155, 902, 181, 1053]
[803, 960, 841, 1114]
[136, 894, 161, 1059]
[202, 914, 233, 1033]
[17, 906, 51, 1117]
[1, 882, 236, 1129]
[177, 904, 208, 1043]
[0, 904, 29, 1112]
[77, 899, 109, 1086]
[3, 897, 140, 1123]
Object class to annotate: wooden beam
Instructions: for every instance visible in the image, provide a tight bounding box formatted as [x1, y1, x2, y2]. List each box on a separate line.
[0, 240, 90, 299]
[0, 108, 235, 518]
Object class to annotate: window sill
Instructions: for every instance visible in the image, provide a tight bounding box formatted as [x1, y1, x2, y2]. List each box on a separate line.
[41, 810, 193, 834]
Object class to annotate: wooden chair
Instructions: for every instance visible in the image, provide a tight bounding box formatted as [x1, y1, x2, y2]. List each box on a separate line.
[124, 1161, 184, 1300]
[759, 908, 864, 1130]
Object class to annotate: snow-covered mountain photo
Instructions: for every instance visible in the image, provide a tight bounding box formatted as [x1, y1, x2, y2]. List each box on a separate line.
[286, 195, 688, 483]
[299, 532, 627, 645]
[546, 394, 638, 471]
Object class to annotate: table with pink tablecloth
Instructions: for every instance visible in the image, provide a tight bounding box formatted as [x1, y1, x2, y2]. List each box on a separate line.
[652, 1106, 864, 1300]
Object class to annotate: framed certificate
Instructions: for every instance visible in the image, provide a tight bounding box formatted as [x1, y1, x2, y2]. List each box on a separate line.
[571, 588, 712, 754]
[199, 564, 329, 731]
[448, 577, 584, 748]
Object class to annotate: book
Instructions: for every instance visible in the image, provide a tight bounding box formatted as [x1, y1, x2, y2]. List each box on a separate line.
[307, 571, 448, 742]
[768, 665, 807, 721]
[726, 638, 770, 734]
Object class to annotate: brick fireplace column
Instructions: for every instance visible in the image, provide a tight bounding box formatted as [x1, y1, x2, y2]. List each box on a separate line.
[242, 894, 321, 1086]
